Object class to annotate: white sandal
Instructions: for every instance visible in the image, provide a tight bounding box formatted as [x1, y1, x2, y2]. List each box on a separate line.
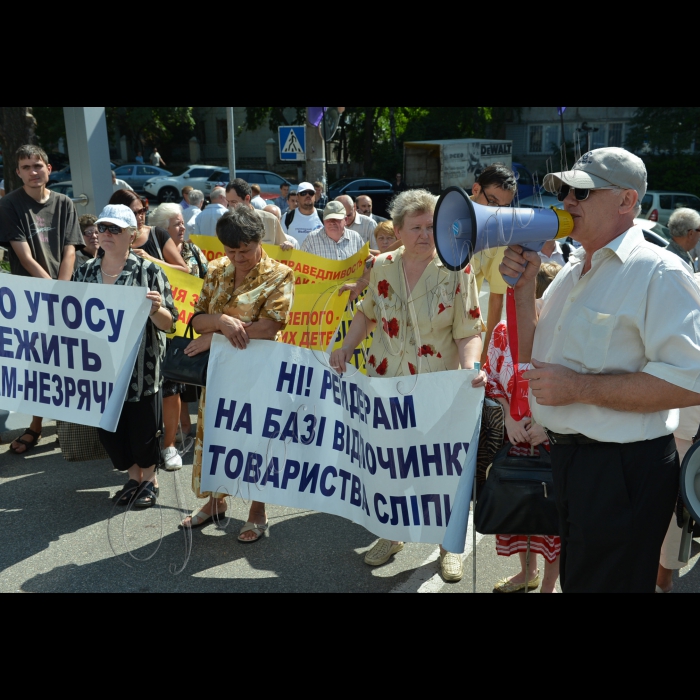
[238, 521, 269, 543]
[181, 507, 226, 529]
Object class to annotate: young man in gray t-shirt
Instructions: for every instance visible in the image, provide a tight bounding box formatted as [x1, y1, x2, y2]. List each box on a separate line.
[0, 144, 82, 454]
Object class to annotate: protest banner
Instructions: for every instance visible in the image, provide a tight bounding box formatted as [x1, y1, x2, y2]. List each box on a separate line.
[0, 276, 151, 430]
[190, 236, 368, 286]
[281, 281, 349, 351]
[151, 261, 202, 338]
[190, 235, 372, 369]
[201, 337, 482, 550]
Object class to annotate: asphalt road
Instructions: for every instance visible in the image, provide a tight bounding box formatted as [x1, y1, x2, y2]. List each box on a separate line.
[2, 284, 700, 593]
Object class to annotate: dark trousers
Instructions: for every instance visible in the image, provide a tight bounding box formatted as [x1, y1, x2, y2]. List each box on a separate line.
[551, 434, 679, 593]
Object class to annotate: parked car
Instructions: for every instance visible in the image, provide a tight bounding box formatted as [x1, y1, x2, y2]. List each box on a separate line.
[637, 191, 700, 225]
[47, 180, 75, 198]
[114, 163, 171, 192]
[203, 169, 291, 200]
[512, 162, 539, 200]
[144, 164, 220, 203]
[327, 178, 394, 218]
[49, 162, 116, 184]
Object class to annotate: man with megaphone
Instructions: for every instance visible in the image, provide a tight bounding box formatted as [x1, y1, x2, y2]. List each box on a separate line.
[499, 147, 700, 593]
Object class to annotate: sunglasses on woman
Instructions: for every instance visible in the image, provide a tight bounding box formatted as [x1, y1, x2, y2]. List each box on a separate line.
[97, 223, 125, 234]
[556, 184, 618, 202]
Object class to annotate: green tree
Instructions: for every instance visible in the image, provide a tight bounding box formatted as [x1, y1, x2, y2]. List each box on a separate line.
[0, 107, 37, 192]
[626, 108, 700, 154]
[106, 107, 196, 156]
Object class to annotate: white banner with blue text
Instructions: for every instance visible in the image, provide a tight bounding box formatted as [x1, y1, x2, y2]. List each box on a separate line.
[201, 337, 483, 550]
[0, 277, 151, 431]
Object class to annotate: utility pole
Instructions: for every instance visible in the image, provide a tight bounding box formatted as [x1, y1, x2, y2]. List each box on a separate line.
[226, 107, 236, 179]
[305, 107, 325, 191]
[63, 107, 112, 217]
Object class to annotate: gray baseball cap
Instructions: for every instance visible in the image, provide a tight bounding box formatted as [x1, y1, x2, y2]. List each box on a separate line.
[323, 200, 347, 221]
[543, 147, 647, 201]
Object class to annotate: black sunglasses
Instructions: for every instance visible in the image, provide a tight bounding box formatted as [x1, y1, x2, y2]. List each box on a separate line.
[299, 190, 315, 197]
[97, 223, 125, 234]
[556, 184, 617, 202]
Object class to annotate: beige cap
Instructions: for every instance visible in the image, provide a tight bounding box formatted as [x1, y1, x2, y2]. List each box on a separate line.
[543, 147, 647, 201]
[323, 200, 347, 221]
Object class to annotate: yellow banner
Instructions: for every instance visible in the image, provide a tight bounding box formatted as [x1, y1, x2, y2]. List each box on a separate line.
[282, 280, 349, 350]
[151, 260, 203, 338]
[171, 239, 372, 369]
[190, 235, 369, 286]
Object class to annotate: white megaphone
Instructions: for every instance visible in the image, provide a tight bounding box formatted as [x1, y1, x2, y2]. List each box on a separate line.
[434, 187, 574, 285]
[679, 441, 700, 562]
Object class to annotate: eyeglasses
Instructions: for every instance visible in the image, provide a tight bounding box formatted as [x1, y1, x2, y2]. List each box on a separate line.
[556, 184, 618, 202]
[97, 223, 125, 234]
[299, 190, 314, 197]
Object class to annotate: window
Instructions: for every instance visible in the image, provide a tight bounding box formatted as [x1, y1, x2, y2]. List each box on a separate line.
[528, 124, 574, 153]
[264, 173, 286, 186]
[640, 194, 653, 215]
[674, 194, 700, 212]
[529, 125, 543, 153]
[187, 168, 214, 178]
[116, 165, 133, 175]
[659, 195, 673, 209]
[608, 123, 623, 148]
[137, 166, 158, 175]
[207, 171, 226, 182]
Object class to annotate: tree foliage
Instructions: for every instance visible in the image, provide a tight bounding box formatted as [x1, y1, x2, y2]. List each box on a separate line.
[0, 107, 37, 192]
[106, 107, 195, 153]
[626, 108, 700, 155]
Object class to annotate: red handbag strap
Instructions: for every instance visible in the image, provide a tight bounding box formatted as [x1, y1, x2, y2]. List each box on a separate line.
[505, 287, 530, 422]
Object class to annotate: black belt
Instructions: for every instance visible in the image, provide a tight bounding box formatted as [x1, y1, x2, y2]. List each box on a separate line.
[545, 430, 600, 445]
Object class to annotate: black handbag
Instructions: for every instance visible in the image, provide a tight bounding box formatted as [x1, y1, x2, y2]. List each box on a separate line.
[474, 443, 559, 536]
[162, 314, 209, 387]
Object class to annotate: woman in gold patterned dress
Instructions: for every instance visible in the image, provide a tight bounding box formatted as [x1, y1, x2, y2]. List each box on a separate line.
[181, 206, 294, 541]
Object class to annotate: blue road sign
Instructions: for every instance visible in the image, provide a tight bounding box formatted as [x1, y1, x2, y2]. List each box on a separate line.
[279, 126, 306, 161]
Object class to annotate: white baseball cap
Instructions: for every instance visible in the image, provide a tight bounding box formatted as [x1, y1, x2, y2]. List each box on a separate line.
[543, 147, 647, 201]
[297, 181, 315, 194]
[95, 204, 137, 229]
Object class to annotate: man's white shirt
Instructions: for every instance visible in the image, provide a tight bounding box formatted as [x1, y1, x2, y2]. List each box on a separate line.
[531, 226, 700, 442]
[194, 203, 228, 237]
[282, 209, 322, 245]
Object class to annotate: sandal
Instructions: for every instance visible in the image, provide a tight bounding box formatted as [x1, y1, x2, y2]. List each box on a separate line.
[9, 428, 41, 455]
[237, 521, 269, 543]
[180, 507, 227, 529]
[133, 481, 158, 509]
[114, 479, 141, 506]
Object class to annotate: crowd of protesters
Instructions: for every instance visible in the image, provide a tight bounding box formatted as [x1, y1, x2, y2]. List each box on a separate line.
[2, 143, 700, 594]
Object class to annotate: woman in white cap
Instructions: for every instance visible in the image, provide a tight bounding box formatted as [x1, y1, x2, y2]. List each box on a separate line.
[73, 204, 178, 508]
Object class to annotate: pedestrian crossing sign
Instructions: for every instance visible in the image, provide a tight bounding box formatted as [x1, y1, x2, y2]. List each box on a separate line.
[279, 125, 306, 161]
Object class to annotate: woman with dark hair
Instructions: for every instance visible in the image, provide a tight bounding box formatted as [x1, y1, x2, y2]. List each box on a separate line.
[181, 206, 294, 541]
[109, 189, 188, 274]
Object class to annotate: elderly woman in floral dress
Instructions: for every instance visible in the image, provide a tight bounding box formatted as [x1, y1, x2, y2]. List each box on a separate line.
[329, 189, 487, 582]
[181, 206, 294, 542]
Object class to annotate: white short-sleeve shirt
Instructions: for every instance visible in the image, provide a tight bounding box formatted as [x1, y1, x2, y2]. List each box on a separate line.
[531, 226, 700, 443]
